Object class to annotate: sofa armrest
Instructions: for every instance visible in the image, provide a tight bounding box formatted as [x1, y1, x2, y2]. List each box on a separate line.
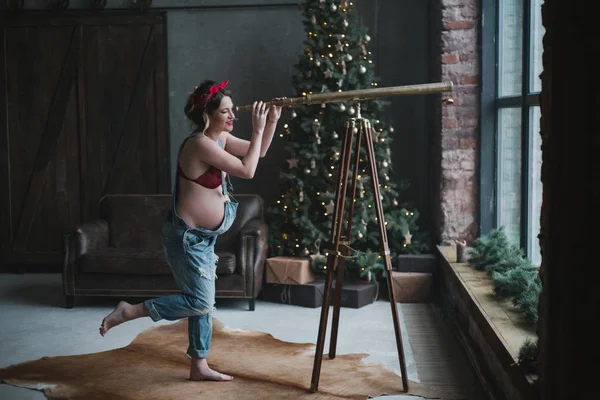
[75, 219, 109, 257]
[240, 218, 267, 238]
[239, 219, 269, 298]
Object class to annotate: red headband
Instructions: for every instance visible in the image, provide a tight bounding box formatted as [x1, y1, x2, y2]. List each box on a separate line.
[195, 80, 229, 109]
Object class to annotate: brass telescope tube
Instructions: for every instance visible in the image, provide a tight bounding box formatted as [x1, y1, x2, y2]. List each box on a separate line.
[235, 81, 453, 111]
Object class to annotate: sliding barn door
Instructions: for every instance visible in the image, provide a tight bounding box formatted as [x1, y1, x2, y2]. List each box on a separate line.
[0, 14, 169, 267]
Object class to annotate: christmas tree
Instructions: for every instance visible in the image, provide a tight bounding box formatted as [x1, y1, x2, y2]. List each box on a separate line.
[266, 0, 429, 282]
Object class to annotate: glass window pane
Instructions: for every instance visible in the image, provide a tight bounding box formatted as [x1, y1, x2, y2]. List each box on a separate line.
[498, 0, 524, 97]
[528, 106, 542, 266]
[530, 0, 545, 93]
[498, 108, 522, 246]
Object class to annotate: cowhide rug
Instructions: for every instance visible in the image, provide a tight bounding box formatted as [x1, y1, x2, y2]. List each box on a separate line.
[0, 319, 440, 399]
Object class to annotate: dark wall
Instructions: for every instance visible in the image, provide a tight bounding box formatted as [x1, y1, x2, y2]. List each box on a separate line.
[538, 0, 600, 398]
[3, 0, 432, 232]
[354, 0, 432, 233]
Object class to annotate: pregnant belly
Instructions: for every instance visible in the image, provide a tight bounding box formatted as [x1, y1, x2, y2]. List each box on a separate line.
[176, 183, 226, 230]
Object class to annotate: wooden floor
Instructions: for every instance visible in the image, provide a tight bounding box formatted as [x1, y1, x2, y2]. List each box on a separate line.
[403, 303, 489, 400]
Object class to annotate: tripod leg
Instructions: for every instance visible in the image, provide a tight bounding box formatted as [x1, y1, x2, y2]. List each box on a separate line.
[328, 236, 346, 360]
[311, 119, 355, 393]
[364, 123, 409, 392]
[329, 120, 363, 360]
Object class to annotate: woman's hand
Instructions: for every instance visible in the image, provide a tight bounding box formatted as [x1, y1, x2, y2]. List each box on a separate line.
[252, 101, 268, 134]
[267, 97, 286, 123]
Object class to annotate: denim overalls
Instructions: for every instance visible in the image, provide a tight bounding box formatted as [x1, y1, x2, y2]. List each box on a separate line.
[144, 132, 238, 359]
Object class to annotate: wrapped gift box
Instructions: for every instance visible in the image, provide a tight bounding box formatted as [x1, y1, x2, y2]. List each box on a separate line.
[392, 254, 437, 273]
[332, 280, 378, 309]
[380, 272, 433, 303]
[265, 256, 315, 284]
[259, 280, 325, 308]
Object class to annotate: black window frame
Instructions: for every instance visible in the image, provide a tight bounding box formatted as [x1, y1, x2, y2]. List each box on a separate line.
[480, 0, 542, 258]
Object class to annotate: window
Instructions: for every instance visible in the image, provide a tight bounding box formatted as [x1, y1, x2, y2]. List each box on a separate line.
[480, 0, 545, 266]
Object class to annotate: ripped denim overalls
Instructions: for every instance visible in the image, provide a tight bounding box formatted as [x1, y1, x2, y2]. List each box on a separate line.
[144, 132, 238, 359]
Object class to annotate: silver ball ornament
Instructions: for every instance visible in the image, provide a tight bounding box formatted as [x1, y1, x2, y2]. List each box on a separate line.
[359, 65, 366, 74]
[330, 3, 337, 11]
[345, 54, 353, 62]
[339, 104, 346, 112]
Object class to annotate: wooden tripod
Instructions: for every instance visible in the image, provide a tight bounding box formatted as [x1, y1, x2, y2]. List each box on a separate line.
[310, 103, 409, 393]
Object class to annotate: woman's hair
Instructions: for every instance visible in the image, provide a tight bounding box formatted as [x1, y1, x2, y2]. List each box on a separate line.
[184, 80, 232, 134]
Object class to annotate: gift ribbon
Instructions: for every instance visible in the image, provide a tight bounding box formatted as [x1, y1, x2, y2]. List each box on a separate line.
[280, 284, 292, 304]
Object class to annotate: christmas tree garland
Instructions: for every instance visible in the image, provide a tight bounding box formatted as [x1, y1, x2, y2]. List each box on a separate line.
[468, 227, 541, 325]
[468, 227, 540, 372]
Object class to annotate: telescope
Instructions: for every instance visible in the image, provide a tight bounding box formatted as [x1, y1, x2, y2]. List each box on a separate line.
[235, 81, 454, 111]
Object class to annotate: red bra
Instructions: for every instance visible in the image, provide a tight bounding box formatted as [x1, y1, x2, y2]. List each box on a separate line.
[178, 164, 226, 189]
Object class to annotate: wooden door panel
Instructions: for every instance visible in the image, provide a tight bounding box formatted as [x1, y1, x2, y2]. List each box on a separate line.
[28, 83, 81, 255]
[81, 24, 150, 220]
[1, 14, 168, 267]
[103, 26, 159, 196]
[5, 26, 75, 245]
[81, 24, 162, 220]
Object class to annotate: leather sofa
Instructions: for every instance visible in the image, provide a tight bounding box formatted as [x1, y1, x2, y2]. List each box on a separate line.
[62, 194, 268, 311]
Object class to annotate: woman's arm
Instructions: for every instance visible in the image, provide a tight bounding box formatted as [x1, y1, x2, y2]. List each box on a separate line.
[193, 101, 268, 179]
[224, 124, 276, 158]
[224, 98, 284, 157]
[190, 135, 263, 179]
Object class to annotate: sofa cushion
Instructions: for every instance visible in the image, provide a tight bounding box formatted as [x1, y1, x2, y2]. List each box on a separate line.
[81, 248, 171, 275]
[80, 248, 238, 276]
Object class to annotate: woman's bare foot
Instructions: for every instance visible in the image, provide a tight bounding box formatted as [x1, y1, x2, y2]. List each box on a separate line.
[99, 301, 148, 337]
[190, 358, 233, 381]
[99, 301, 129, 336]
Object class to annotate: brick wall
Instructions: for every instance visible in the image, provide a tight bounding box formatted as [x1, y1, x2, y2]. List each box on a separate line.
[434, 0, 480, 242]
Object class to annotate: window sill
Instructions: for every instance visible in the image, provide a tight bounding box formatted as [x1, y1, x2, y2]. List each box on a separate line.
[436, 245, 539, 399]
